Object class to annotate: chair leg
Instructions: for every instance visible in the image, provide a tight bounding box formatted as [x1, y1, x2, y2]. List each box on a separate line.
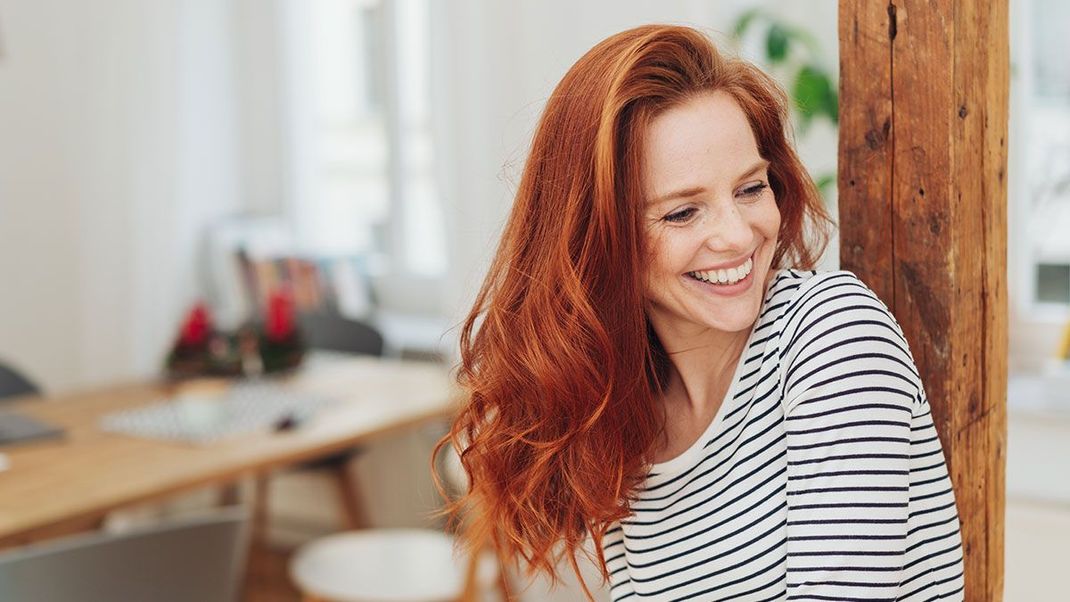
[330, 461, 371, 529]
[250, 475, 271, 548]
[219, 481, 243, 506]
[239, 476, 272, 602]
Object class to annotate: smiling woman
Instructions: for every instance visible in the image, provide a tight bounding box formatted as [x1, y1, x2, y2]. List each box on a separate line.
[438, 24, 964, 601]
[641, 92, 783, 465]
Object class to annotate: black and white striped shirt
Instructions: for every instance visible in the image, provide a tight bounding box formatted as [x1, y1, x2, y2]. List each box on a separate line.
[603, 269, 965, 601]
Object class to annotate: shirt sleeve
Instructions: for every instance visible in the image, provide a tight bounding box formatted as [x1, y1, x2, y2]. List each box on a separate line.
[777, 272, 963, 601]
[602, 524, 636, 601]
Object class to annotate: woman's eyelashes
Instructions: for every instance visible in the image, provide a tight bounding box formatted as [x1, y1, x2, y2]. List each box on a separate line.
[660, 182, 768, 224]
[740, 181, 768, 197]
[663, 207, 697, 223]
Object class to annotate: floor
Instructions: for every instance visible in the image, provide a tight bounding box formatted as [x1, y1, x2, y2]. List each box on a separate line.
[1004, 499, 1070, 600]
[244, 545, 301, 602]
[999, 408, 1070, 601]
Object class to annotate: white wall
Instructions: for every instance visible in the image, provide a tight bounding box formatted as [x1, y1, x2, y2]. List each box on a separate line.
[0, 0, 277, 391]
[0, 1, 83, 390]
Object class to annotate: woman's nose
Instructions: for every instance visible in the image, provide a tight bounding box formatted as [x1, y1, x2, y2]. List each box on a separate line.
[702, 200, 752, 252]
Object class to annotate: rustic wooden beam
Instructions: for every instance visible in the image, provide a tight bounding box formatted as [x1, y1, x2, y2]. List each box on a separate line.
[838, 1, 1008, 600]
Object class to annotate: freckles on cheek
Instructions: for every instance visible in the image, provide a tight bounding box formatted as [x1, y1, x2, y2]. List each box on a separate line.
[645, 238, 684, 295]
[642, 234, 667, 271]
[644, 227, 667, 262]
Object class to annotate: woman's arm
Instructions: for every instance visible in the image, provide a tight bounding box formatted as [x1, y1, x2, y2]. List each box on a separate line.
[779, 273, 964, 601]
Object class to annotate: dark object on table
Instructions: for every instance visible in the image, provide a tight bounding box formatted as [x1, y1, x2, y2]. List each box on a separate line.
[165, 303, 242, 378]
[0, 362, 60, 447]
[0, 412, 64, 447]
[0, 361, 40, 402]
[258, 289, 305, 373]
[272, 412, 305, 433]
[165, 293, 308, 379]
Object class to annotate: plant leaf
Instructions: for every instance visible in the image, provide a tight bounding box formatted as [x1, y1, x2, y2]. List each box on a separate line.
[732, 8, 763, 38]
[814, 173, 836, 193]
[793, 64, 837, 126]
[793, 66, 822, 115]
[766, 24, 789, 63]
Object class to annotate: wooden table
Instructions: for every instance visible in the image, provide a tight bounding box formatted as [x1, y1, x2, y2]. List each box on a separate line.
[0, 354, 458, 547]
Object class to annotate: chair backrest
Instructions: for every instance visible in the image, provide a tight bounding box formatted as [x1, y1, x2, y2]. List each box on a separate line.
[0, 363, 39, 402]
[298, 312, 385, 356]
[0, 508, 249, 602]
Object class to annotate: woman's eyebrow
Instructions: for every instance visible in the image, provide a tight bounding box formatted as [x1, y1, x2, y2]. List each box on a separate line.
[647, 159, 771, 206]
[738, 159, 771, 180]
[648, 186, 706, 206]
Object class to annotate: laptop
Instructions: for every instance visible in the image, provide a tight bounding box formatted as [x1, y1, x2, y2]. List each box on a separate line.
[0, 412, 65, 447]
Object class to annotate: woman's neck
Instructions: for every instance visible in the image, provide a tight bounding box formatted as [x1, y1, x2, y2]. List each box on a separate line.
[659, 326, 751, 422]
[648, 326, 751, 464]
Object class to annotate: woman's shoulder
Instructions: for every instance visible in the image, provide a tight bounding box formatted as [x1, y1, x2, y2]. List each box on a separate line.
[769, 267, 869, 292]
[765, 267, 875, 313]
[771, 268, 912, 366]
[766, 268, 902, 345]
[769, 268, 886, 314]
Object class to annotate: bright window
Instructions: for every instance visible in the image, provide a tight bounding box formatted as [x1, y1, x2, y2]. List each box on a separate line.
[1013, 0, 1070, 312]
[281, 0, 446, 277]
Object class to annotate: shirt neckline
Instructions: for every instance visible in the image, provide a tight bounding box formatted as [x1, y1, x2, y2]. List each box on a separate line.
[646, 270, 784, 477]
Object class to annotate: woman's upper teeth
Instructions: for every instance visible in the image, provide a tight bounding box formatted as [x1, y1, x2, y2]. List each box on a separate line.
[690, 257, 753, 284]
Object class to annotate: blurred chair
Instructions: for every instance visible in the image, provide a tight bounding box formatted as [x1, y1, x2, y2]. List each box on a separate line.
[289, 528, 504, 602]
[288, 445, 512, 602]
[203, 218, 385, 538]
[298, 310, 385, 357]
[250, 312, 385, 545]
[0, 361, 40, 401]
[0, 507, 249, 602]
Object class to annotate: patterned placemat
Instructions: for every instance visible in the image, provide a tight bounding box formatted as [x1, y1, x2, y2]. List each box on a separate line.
[100, 381, 338, 444]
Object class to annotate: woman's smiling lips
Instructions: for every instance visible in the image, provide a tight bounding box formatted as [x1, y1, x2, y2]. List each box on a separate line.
[689, 252, 755, 273]
[684, 251, 759, 296]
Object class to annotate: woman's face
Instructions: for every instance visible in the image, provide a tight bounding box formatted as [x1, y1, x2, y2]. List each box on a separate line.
[641, 91, 781, 341]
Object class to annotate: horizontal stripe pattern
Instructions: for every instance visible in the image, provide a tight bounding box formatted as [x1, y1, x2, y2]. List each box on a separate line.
[604, 270, 964, 601]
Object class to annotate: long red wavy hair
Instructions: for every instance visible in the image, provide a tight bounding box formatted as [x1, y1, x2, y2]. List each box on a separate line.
[435, 24, 830, 596]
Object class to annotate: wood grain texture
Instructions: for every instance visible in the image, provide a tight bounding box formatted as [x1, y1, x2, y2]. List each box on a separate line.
[838, 1, 1008, 600]
[838, 0, 896, 305]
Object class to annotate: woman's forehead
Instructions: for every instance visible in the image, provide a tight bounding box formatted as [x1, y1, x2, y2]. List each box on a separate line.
[642, 91, 763, 198]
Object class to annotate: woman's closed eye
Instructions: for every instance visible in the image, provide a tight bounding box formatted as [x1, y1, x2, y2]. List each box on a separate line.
[663, 207, 698, 223]
[659, 182, 770, 224]
[738, 182, 768, 199]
